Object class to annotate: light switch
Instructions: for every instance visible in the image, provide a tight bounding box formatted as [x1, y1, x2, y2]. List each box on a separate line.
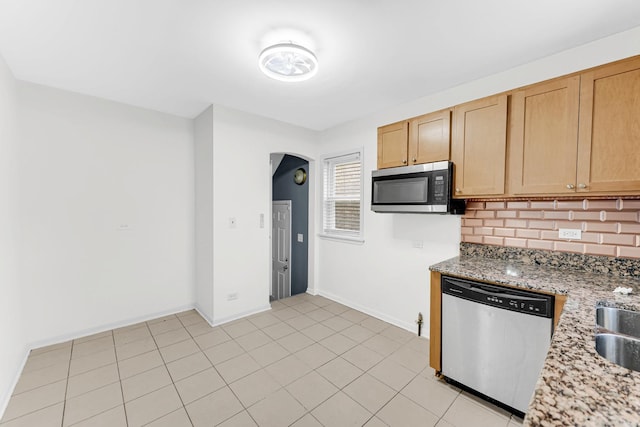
[297, 233, 304, 243]
[229, 217, 236, 228]
[260, 213, 264, 228]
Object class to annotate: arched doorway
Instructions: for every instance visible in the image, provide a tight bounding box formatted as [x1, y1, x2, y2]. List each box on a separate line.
[270, 153, 310, 301]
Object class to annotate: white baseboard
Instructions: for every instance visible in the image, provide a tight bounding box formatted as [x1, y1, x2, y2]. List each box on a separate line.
[318, 290, 419, 335]
[27, 304, 196, 352]
[194, 305, 215, 327]
[212, 304, 271, 327]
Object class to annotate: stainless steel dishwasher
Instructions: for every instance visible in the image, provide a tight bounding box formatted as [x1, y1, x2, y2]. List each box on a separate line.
[440, 275, 554, 415]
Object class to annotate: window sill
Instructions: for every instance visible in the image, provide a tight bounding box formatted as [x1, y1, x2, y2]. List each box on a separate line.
[318, 233, 365, 245]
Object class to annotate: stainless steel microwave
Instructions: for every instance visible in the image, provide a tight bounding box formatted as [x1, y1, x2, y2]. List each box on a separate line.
[371, 161, 465, 214]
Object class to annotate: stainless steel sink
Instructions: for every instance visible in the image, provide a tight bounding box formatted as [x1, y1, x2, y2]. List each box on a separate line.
[595, 333, 640, 372]
[596, 306, 640, 339]
[596, 306, 640, 371]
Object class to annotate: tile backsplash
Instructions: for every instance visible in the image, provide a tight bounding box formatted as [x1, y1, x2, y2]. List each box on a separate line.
[461, 198, 640, 259]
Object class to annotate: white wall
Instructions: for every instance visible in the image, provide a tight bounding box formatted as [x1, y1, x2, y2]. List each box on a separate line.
[316, 26, 640, 333]
[0, 53, 26, 417]
[194, 106, 214, 323]
[210, 105, 318, 324]
[17, 83, 195, 345]
[317, 120, 460, 332]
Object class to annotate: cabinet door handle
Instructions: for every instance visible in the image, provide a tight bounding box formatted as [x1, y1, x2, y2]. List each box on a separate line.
[566, 184, 575, 189]
[578, 183, 587, 189]
[402, 159, 407, 164]
[455, 188, 461, 193]
[412, 158, 417, 163]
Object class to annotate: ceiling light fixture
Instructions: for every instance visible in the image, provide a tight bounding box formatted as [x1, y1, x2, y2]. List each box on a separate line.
[258, 42, 318, 82]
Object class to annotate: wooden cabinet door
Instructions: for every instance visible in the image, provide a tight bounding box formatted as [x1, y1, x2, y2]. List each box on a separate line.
[509, 76, 580, 194]
[408, 109, 451, 165]
[377, 121, 408, 169]
[577, 57, 640, 193]
[451, 94, 508, 197]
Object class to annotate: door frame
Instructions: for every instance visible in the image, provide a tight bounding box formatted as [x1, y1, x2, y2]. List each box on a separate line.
[269, 152, 316, 303]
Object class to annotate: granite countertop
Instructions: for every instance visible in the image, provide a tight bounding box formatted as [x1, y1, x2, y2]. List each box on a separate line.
[430, 251, 640, 427]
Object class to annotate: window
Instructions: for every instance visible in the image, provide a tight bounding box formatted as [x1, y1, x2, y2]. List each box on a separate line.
[321, 149, 364, 242]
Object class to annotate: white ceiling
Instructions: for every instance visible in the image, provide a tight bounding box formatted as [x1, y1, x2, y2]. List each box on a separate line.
[1, 1, 640, 131]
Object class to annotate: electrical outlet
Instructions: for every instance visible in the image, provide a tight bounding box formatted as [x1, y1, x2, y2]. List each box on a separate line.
[227, 292, 238, 301]
[412, 240, 424, 249]
[559, 228, 582, 240]
[297, 233, 304, 243]
[260, 213, 264, 228]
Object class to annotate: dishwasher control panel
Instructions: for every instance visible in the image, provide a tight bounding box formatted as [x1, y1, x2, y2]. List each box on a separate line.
[507, 298, 548, 314]
[442, 276, 554, 318]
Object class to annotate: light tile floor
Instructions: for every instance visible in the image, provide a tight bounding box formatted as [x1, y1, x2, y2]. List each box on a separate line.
[0, 294, 525, 427]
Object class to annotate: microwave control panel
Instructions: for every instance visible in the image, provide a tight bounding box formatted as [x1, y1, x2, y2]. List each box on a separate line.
[430, 171, 448, 204]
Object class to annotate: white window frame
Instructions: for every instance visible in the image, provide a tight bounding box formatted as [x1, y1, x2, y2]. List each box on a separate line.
[319, 147, 364, 244]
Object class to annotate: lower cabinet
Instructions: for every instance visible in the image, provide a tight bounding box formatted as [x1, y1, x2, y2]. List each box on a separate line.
[429, 271, 443, 372]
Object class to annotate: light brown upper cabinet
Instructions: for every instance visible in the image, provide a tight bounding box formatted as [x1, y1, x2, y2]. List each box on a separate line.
[576, 56, 640, 193]
[377, 109, 451, 169]
[509, 76, 581, 195]
[408, 109, 451, 165]
[377, 120, 409, 169]
[378, 55, 640, 197]
[509, 56, 640, 196]
[451, 94, 508, 197]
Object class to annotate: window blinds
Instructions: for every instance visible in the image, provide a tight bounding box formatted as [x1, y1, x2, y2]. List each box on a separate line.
[322, 151, 362, 236]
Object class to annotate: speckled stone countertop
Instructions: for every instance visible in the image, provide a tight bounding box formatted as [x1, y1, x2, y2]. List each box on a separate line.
[430, 246, 640, 427]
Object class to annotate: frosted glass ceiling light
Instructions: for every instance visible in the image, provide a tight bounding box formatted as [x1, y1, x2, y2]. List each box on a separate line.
[259, 43, 318, 82]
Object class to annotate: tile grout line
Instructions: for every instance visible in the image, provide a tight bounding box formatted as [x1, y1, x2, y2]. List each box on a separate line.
[112, 329, 129, 427]
[173, 312, 199, 427]
[64, 329, 124, 427]
[59, 333, 75, 427]
[139, 317, 194, 427]
[254, 298, 327, 425]
[211, 300, 330, 425]
[191, 319, 277, 426]
[218, 330, 281, 426]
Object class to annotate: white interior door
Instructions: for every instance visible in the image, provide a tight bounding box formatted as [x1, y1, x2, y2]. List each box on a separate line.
[272, 201, 291, 300]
